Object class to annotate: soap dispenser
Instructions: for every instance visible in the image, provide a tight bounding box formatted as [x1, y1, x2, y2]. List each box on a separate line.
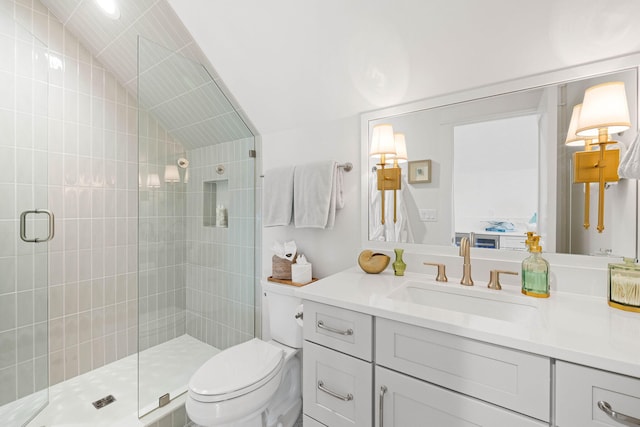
[521, 235, 549, 298]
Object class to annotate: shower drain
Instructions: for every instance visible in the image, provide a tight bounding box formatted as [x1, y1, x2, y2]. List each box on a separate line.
[92, 394, 116, 409]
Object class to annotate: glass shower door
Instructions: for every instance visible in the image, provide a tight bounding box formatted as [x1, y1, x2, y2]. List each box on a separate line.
[0, 6, 50, 427]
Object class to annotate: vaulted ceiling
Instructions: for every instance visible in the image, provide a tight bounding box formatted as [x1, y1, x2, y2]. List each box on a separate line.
[41, 0, 253, 148]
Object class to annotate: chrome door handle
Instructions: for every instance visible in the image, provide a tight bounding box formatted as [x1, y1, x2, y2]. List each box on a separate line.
[20, 209, 55, 243]
[379, 385, 388, 427]
[317, 320, 353, 336]
[317, 380, 353, 401]
[598, 401, 640, 426]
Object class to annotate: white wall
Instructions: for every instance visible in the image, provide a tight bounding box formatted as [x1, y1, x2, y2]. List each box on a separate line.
[261, 117, 361, 279]
[168, 0, 640, 279]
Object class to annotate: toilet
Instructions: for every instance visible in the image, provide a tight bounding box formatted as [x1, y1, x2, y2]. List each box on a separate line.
[186, 280, 303, 427]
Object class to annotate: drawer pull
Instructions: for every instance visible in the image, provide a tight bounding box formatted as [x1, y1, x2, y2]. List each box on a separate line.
[317, 380, 353, 401]
[317, 320, 353, 336]
[598, 401, 640, 426]
[379, 385, 388, 427]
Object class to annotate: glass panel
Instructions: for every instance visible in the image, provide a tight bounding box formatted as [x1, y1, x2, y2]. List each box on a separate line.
[0, 4, 50, 426]
[137, 37, 255, 417]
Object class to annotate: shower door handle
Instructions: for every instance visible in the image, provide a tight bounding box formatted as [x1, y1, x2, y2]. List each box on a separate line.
[20, 209, 55, 243]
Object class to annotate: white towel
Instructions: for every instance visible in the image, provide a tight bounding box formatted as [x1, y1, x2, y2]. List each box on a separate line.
[294, 161, 343, 229]
[263, 166, 295, 227]
[619, 130, 640, 179]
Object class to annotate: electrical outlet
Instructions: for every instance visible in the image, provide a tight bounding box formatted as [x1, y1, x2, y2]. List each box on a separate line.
[419, 209, 437, 222]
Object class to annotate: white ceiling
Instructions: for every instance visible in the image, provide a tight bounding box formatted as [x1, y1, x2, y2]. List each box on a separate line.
[40, 0, 253, 147]
[41, 0, 640, 140]
[168, 0, 640, 136]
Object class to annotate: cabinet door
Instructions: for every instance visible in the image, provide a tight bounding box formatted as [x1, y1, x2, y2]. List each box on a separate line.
[303, 341, 372, 427]
[376, 318, 550, 421]
[556, 361, 640, 427]
[375, 366, 547, 427]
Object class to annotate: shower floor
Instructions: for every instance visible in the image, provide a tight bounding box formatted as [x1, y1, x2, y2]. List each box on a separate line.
[1, 334, 218, 427]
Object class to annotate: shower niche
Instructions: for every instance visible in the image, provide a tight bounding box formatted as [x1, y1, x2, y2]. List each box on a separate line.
[203, 179, 229, 228]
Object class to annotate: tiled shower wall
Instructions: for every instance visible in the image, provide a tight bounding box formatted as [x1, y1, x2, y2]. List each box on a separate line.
[137, 108, 187, 352]
[0, 0, 184, 394]
[185, 137, 255, 350]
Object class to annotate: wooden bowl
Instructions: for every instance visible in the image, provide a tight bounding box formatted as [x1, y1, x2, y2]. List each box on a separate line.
[358, 250, 390, 274]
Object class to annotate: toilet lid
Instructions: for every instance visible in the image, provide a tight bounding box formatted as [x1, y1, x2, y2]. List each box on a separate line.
[189, 339, 284, 402]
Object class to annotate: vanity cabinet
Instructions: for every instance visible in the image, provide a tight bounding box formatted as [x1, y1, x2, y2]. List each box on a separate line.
[376, 318, 551, 422]
[375, 366, 547, 427]
[302, 301, 373, 427]
[556, 361, 640, 427]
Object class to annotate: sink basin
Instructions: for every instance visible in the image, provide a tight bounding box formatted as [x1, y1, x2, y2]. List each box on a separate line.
[387, 280, 538, 324]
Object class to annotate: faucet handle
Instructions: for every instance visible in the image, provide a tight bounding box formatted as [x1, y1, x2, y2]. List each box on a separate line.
[488, 270, 518, 290]
[423, 262, 448, 282]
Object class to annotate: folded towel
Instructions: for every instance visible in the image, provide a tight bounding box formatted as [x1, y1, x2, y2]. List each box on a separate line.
[263, 166, 295, 227]
[294, 161, 343, 229]
[619, 130, 640, 179]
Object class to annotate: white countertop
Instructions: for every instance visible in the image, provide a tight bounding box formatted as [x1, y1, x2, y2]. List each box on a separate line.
[295, 267, 640, 378]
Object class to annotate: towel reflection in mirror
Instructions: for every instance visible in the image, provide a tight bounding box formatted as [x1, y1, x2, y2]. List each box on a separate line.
[369, 169, 414, 242]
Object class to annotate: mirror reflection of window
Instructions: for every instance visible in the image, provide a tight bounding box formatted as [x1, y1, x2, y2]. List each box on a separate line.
[453, 114, 539, 249]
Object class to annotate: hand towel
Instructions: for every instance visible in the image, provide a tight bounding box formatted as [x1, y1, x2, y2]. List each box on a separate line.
[294, 161, 343, 229]
[619, 130, 640, 179]
[263, 166, 295, 227]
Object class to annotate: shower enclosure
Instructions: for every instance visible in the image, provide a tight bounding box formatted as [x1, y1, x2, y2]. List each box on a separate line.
[137, 37, 257, 416]
[0, 6, 50, 427]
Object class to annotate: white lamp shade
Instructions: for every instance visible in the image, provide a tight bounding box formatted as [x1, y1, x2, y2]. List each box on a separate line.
[576, 81, 631, 137]
[565, 104, 586, 146]
[370, 124, 396, 158]
[392, 133, 408, 162]
[164, 165, 180, 183]
[146, 173, 160, 188]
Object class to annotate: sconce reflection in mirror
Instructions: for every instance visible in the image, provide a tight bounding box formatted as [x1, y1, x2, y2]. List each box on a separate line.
[370, 124, 408, 224]
[571, 81, 631, 233]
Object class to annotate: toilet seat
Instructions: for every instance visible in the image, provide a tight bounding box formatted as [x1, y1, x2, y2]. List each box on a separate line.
[188, 339, 284, 403]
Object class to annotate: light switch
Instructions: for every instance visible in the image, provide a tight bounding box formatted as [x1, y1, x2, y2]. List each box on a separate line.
[419, 209, 437, 222]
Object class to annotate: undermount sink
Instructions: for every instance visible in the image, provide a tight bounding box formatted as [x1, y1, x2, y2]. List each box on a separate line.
[387, 280, 538, 324]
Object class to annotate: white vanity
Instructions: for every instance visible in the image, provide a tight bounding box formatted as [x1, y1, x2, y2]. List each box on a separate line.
[296, 268, 640, 427]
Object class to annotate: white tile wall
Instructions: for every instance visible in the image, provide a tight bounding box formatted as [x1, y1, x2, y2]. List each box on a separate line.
[0, 1, 185, 397]
[185, 137, 256, 349]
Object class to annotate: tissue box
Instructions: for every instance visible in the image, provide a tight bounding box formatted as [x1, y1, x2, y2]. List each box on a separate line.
[272, 255, 295, 280]
[291, 263, 312, 285]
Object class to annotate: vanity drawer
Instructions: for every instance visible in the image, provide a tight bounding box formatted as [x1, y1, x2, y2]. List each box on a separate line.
[303, 300, 373, 361]
[303, 340, 373, 427]
[556, 361, 640, 426]
[376, 366, 547, 427]
[376, 318, 550, 421]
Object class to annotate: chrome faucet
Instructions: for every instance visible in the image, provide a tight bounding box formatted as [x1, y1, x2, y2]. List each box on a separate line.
[459, 237, 474, 286]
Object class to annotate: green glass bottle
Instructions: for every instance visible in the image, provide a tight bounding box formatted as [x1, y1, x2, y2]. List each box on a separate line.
[393, 248, 406, 276]
[521, 235, 549, 298]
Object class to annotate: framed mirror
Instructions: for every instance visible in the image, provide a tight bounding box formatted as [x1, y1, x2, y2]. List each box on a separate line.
[361, 55, 640, 262]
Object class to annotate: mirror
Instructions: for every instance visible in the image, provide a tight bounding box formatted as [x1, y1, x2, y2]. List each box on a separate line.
[363, 62, 638, 258]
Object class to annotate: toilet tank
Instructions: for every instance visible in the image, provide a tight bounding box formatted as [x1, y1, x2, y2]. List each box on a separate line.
[262, 280, 303, 348]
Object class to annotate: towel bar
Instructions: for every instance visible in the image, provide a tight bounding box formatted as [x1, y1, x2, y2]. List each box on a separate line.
[261, 162, 352, 177]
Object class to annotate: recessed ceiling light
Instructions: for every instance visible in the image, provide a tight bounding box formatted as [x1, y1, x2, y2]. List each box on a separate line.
[95, 0, 121, 19]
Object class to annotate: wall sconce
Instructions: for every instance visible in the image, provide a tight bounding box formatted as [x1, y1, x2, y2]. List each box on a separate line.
[370, 124, 400, 225]
[574, 81, 631, 233]
[146, 173, 161, 189]
[565, 104, 595, 229]
[164, 165, 180, 183]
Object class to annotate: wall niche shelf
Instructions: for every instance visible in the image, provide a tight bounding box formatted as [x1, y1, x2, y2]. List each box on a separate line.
[203, 179, 229, 228]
